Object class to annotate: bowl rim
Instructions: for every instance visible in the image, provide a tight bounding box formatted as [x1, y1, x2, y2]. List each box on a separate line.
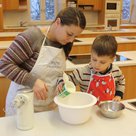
[99, 100, 126, 112]
[54, 92, 97, 109]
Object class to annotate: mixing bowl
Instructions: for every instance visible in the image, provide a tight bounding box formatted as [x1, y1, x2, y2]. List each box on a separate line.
[54, 92, 97, 125]
[99, 101, 125, 119]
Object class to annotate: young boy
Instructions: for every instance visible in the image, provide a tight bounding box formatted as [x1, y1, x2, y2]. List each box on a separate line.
[57, 34, 125, 103]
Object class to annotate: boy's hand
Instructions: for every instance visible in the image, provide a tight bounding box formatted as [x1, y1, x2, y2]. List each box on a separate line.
[113, 96, 121, 101]
[55, 82, 64, 95]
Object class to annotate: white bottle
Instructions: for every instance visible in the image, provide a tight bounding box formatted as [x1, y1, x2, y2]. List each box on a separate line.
[13, 88, 34, 130]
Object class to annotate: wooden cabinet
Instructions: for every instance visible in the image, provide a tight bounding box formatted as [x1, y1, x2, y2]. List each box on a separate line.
[70, 44, 91, 55]
[0, 49, 6, 58]
[77, 31, 136, 38]
[3, 0, 19, 10]
[77, 0, 92, 5]
[3, 0, 27, 11]
[0, 77, 11, 117]
[77, 0, 102, 11]
[70, 42, 136, 55]
[66, 0, 103, 11]
[0, 3, 3, 31]
[120, 66, 136, 100]
[18, 0, 27, 10]
[91, 0, 102, 11]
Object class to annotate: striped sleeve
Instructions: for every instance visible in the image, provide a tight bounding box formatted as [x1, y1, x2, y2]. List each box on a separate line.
[0, 33, 37, 87]
[68, 65, 91, 92]
[112, 64, 125, 94]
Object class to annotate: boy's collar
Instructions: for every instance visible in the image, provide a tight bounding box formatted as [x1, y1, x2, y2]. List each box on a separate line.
[99, 64, 112, 75]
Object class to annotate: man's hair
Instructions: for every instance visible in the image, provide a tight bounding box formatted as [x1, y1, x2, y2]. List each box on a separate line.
[92, 34, 118, 57]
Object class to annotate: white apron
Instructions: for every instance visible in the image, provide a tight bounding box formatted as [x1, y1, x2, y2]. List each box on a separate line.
[6, 28, 66, 116]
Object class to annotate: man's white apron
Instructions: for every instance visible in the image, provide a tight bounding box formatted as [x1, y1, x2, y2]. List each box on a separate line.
[6, 30, 66, 116]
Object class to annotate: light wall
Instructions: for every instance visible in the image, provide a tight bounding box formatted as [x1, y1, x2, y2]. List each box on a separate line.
[3, 3, 99, 27]
[83, 11, 98, 27]
[4, 11, 29, 26]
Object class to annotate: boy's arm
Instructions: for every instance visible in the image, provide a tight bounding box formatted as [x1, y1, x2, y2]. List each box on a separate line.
[115, 68, 125, 99]
[56, 69, 80, 93]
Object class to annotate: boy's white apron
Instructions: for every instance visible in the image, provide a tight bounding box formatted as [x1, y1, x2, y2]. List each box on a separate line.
[6, 29, 66, 116]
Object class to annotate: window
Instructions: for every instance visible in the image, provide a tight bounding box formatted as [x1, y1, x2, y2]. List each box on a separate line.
[122, 0, 136, 23]
[122, 0, 131, 21]
[29, 0, 58, 25]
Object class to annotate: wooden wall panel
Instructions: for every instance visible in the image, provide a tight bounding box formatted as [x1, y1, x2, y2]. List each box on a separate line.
[120, 66, 136, 100]
[0, 77, 11, 117]
[0, 4, 3, 31]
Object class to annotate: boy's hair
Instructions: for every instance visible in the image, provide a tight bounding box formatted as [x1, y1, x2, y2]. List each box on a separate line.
[53, 7, 86, 29]
[92, 34, 118, 57]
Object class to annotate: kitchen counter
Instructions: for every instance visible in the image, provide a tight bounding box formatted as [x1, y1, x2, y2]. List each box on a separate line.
[71, 36, 136, 56]
[3, 26, 28, 32]
[82, 29, 136, 34]
[1, 35, 136, 48]
[78, 29, 136, 38]
[74, 36, 136, 46]
[0, 32, 20, 41]
[0, 99, 136, 136]
[4, 26, 28, 30]
[86, 24, 136, 29]
[0, 51, 136, 77]
[0, 32, 20, 37]
[0, 41, 13, 49]
[0, 28, 136, 38]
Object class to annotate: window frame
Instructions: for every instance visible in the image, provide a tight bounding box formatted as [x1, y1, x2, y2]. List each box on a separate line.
[27, 0, 59, 25]
[121, 0, 134, 24]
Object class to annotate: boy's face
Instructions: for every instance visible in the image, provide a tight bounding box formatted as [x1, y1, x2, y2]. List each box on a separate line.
[91, 51, 115, 73]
